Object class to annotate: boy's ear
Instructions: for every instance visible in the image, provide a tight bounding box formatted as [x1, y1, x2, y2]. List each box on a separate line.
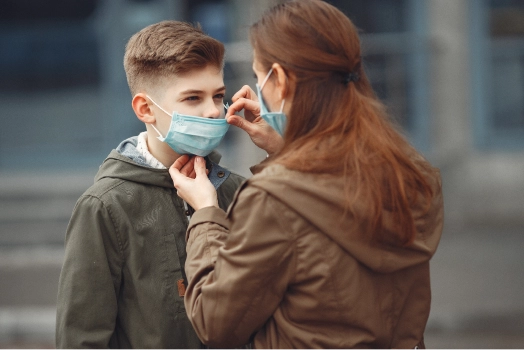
[132, 93, 155, 123]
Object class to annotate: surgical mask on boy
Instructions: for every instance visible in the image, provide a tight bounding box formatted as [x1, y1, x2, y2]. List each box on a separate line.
[147, 96, 230, 157]
[256, 67, 287, 136]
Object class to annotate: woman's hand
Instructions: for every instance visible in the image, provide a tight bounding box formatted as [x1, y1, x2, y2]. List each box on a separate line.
[169, 155, 218, 210]
[226, 85, 284, 156]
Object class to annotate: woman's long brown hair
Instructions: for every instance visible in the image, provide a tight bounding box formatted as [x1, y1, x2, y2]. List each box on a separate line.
[250, 0, 437, 246]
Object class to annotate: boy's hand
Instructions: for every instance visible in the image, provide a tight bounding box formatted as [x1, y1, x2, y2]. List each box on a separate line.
[226, 85, 284, 156]
[169, 156, 218, 210]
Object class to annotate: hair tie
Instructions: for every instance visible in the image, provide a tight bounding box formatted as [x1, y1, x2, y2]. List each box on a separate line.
[342, 71, 359, 86]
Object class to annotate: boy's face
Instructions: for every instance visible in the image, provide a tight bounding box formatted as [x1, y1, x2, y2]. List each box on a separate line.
[151, 65, 226, 132]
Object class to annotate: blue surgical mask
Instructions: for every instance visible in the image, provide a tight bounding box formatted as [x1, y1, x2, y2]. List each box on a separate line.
[256, 68, 287, 136]
[147, 96, 230, 157]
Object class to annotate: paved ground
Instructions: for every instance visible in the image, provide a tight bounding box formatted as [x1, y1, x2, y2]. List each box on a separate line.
[424, 221, 524, 348]
[0, 172, 523, 348]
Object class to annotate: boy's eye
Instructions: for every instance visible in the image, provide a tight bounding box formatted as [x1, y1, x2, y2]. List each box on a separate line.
[214, 93, 225, 100]
[185, 96, 200, 101]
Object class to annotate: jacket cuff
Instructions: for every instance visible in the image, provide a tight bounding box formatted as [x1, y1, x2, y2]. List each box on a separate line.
[186, 206, 229, 241]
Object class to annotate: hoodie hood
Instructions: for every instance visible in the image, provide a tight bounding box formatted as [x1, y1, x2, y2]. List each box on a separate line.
[248, 164, 443, 273]
[95, 136, 229, 189]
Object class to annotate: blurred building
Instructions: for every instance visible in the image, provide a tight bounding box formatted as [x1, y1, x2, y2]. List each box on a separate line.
[0, 0, 523, 347]
[1, 0, 523, 223]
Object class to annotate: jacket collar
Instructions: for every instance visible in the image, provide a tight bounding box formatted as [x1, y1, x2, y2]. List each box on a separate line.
[95, 136, 229, 190]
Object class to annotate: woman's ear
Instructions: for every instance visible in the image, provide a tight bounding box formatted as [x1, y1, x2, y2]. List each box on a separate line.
[132, 93, 155, 123]
[271, 63, 290, 100]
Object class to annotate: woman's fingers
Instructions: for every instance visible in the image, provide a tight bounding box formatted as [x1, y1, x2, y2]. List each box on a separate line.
[231, 85, 258, 103]
[227, 114, 261, 136]
[169, 156, 219, 210]
[225, 97, 260, 122]
[171, 154, 197, 178]
[172, 154, 191, 171]
[227, 85, 260, 123]
[169, 161, 184, 189]
[181, 157, 197, 177]
[194, 156, 208, 178]
[227, 114, 285, 155]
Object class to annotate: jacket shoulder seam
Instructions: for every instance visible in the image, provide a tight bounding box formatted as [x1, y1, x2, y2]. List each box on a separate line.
[81, 191, 126, 261]
[87, 178, 127, 198]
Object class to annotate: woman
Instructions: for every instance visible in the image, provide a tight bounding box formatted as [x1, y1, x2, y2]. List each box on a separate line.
[170, 0, 443, 348]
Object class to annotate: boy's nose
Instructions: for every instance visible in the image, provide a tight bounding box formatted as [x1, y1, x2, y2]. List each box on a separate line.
[202, 101, 221, 119]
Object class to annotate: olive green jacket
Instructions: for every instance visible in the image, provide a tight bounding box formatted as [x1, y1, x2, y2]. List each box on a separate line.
[56, 137, 245, 348]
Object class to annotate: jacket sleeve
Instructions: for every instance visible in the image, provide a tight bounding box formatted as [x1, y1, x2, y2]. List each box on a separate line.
[56, 195, 123, 348]
[184, 186, 296, 348]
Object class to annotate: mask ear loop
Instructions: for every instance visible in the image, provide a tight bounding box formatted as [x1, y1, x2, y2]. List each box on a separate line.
[260, 67, 287, 112]
[279, 99, 286, 113]
[279, 70, 289, 113]
[150, 124, 165, 140]
[260, 67, 274, 90]
[146, 95, 171, 140]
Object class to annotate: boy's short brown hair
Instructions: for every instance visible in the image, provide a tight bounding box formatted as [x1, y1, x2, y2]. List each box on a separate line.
[124, 20, 225, 96]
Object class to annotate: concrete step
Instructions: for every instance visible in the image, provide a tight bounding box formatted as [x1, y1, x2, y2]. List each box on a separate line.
[0, 171, 94, 247]
[0, 247, 62, 347]
[1, 173, 523, 348]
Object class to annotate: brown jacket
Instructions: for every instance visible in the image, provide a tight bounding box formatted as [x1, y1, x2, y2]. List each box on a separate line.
[184, 162, 443, 348]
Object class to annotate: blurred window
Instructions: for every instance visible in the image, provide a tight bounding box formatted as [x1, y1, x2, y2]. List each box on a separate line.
[187, 0, 229, 43]
[472, 0, 524, 149]
[0, 0, 182, 170]
[0, 0, 99, 91]
[327, 0, 431, 153]
[0, 0, 102, 170]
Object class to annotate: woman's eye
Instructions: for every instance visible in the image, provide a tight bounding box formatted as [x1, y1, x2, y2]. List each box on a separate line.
[214, 94, 225, 100]
[185, 96, 199, 101]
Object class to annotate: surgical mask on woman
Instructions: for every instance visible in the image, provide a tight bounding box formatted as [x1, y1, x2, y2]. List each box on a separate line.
[148, 96, 229, 157]
[256, 68, 287, 136]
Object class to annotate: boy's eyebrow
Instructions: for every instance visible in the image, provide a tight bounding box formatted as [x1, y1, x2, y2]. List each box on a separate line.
[179, 89, 204, 95]
[179, 86, 226, 95]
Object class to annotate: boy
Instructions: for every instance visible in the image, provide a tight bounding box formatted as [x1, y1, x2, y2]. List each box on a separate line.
[56, 21, 245, 348]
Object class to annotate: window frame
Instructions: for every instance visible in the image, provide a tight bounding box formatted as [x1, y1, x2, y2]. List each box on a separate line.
[470, 0, 524, 150]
